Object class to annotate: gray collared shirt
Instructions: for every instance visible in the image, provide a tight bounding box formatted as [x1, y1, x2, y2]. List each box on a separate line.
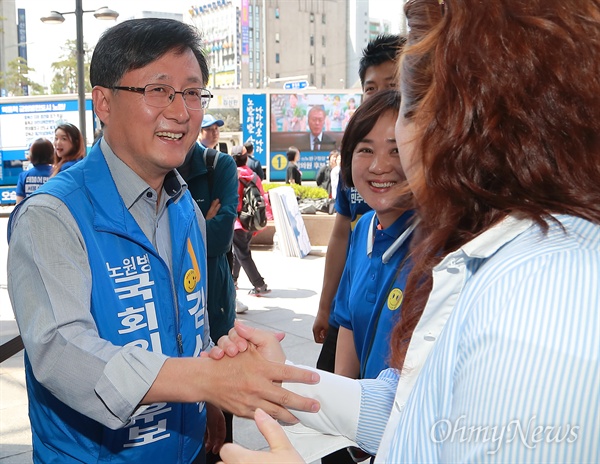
[7, 139, 208, 428]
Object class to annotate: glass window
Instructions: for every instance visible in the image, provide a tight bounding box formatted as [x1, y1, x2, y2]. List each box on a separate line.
[310, 35, 314, 46]
[321, 74, 326, 87]
[310, 12, 314, 22]
[275, 8, 280, 18]
[276, 53, 280, 63]
[322, 56, 326, 65]
[322, 36, 326, 46]
[322, 14, 326, 24]
[275, 32, 280, 43]
[310, 54, 314, 65]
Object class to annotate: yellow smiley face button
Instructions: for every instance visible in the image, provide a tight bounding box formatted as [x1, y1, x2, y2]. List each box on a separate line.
[184, 269, 198, 293]
[387, 288, 404, 311]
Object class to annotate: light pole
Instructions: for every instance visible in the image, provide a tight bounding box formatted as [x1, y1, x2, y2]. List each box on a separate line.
[41, 2, 118, 146]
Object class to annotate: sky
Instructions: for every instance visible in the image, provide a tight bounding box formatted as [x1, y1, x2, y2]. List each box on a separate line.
[13, 0, 403, 88]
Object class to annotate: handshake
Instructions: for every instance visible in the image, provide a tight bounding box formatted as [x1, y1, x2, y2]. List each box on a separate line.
[204, 321, 312, 464]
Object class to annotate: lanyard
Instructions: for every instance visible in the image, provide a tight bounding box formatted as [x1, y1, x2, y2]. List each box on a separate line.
[367, 214, 419, 263]
[360, 216, 418, 378]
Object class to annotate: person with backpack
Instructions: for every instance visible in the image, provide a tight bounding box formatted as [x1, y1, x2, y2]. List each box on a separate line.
[231, 147, 272, 297]
[178, 120, 239, 464]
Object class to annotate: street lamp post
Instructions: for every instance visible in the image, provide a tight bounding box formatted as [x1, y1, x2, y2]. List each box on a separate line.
[41, 2, 118, 146]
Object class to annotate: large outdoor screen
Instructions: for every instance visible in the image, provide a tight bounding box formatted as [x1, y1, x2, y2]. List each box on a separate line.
[269, 93, 361, 182]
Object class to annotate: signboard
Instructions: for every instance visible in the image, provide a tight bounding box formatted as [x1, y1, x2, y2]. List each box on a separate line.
[241, 0, 249, 57]
[269, 92, 362, 181]
[0, 186, 17, 205]
[283, 80, 309, 90]
[0, 97, 94, 188]
[242, 93, 267, 168]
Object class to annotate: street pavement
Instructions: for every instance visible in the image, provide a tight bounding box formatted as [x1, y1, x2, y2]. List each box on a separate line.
[0, 212, 327, 463]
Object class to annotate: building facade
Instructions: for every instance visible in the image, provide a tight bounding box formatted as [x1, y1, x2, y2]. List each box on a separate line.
[190, 0, 358, 90]
[189, 1, 238, 88]
[0, 0, 19, 96]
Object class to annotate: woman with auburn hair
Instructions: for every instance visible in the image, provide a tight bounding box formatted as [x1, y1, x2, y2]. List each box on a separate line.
[211, 0, 600, 462]
[52, 123, 85, 176]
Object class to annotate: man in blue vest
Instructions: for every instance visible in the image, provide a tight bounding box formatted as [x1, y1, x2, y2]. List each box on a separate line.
[7, 18, 318, 464]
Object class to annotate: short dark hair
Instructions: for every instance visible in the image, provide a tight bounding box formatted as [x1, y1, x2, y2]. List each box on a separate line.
[359, 34, 407, 87]
[233, 152, 248, 167]
[286, 146, 299, 162]
[243, 141, 254, 155]
[29, 138, 54, 165]
[340, 89, 401, 187]
[90, 18, 209, 89]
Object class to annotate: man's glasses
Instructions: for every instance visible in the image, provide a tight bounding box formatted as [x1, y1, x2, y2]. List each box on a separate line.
[111, 84, 212, 110]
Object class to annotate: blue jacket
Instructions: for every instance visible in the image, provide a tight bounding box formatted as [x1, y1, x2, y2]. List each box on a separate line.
[13, 145, 208, 463]
[180, 143, 237, 340]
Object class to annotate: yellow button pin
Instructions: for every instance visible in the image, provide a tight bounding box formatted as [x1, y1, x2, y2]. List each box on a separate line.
[387, 288, 404, 311]
[184, 269, 198, 293]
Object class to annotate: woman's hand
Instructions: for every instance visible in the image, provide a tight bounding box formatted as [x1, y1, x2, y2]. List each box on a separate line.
[218, 408, 305, 464]
[204, 321, 286, 363]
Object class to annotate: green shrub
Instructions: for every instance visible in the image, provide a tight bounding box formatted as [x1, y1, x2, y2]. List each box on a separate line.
[263, 182, 328, 200]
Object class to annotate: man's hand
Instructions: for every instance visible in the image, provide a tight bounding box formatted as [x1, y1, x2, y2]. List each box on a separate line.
[206, 198, 221, 220]
[143, 347, 319, 424]
[202, 345, 320, 424]
[218, 408, 305, 464]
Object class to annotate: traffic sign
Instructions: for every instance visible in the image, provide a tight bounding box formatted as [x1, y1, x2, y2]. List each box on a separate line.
[283, 80, 309, 90]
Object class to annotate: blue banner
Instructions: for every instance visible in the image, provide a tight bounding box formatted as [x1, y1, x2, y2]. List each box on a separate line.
[0, 186, 17, 205]
[242, 93, 267, 168]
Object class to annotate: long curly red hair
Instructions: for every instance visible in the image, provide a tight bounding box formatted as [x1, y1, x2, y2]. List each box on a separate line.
[390, 0, 600, 369]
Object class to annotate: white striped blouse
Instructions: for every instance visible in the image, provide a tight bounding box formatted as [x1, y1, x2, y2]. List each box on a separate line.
[357, 214, 600, 462]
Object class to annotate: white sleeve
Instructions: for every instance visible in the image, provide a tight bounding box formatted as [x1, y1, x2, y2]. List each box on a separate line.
[282, 363, 361, 462]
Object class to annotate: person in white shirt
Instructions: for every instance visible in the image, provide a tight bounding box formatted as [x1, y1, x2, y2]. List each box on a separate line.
[208, 0, 600, 462]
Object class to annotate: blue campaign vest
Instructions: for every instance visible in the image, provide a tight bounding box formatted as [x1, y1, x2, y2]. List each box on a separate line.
[12, 145, 208, 463]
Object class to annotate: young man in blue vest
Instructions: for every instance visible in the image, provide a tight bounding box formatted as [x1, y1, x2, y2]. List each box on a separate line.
[7, 18, 318, 464]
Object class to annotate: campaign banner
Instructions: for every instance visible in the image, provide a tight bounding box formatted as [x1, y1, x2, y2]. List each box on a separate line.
[242, 93, 267, 168]
[0, 186, 17, 205]
[269, 92, 361, 181]
[0, 98, 93, 187]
